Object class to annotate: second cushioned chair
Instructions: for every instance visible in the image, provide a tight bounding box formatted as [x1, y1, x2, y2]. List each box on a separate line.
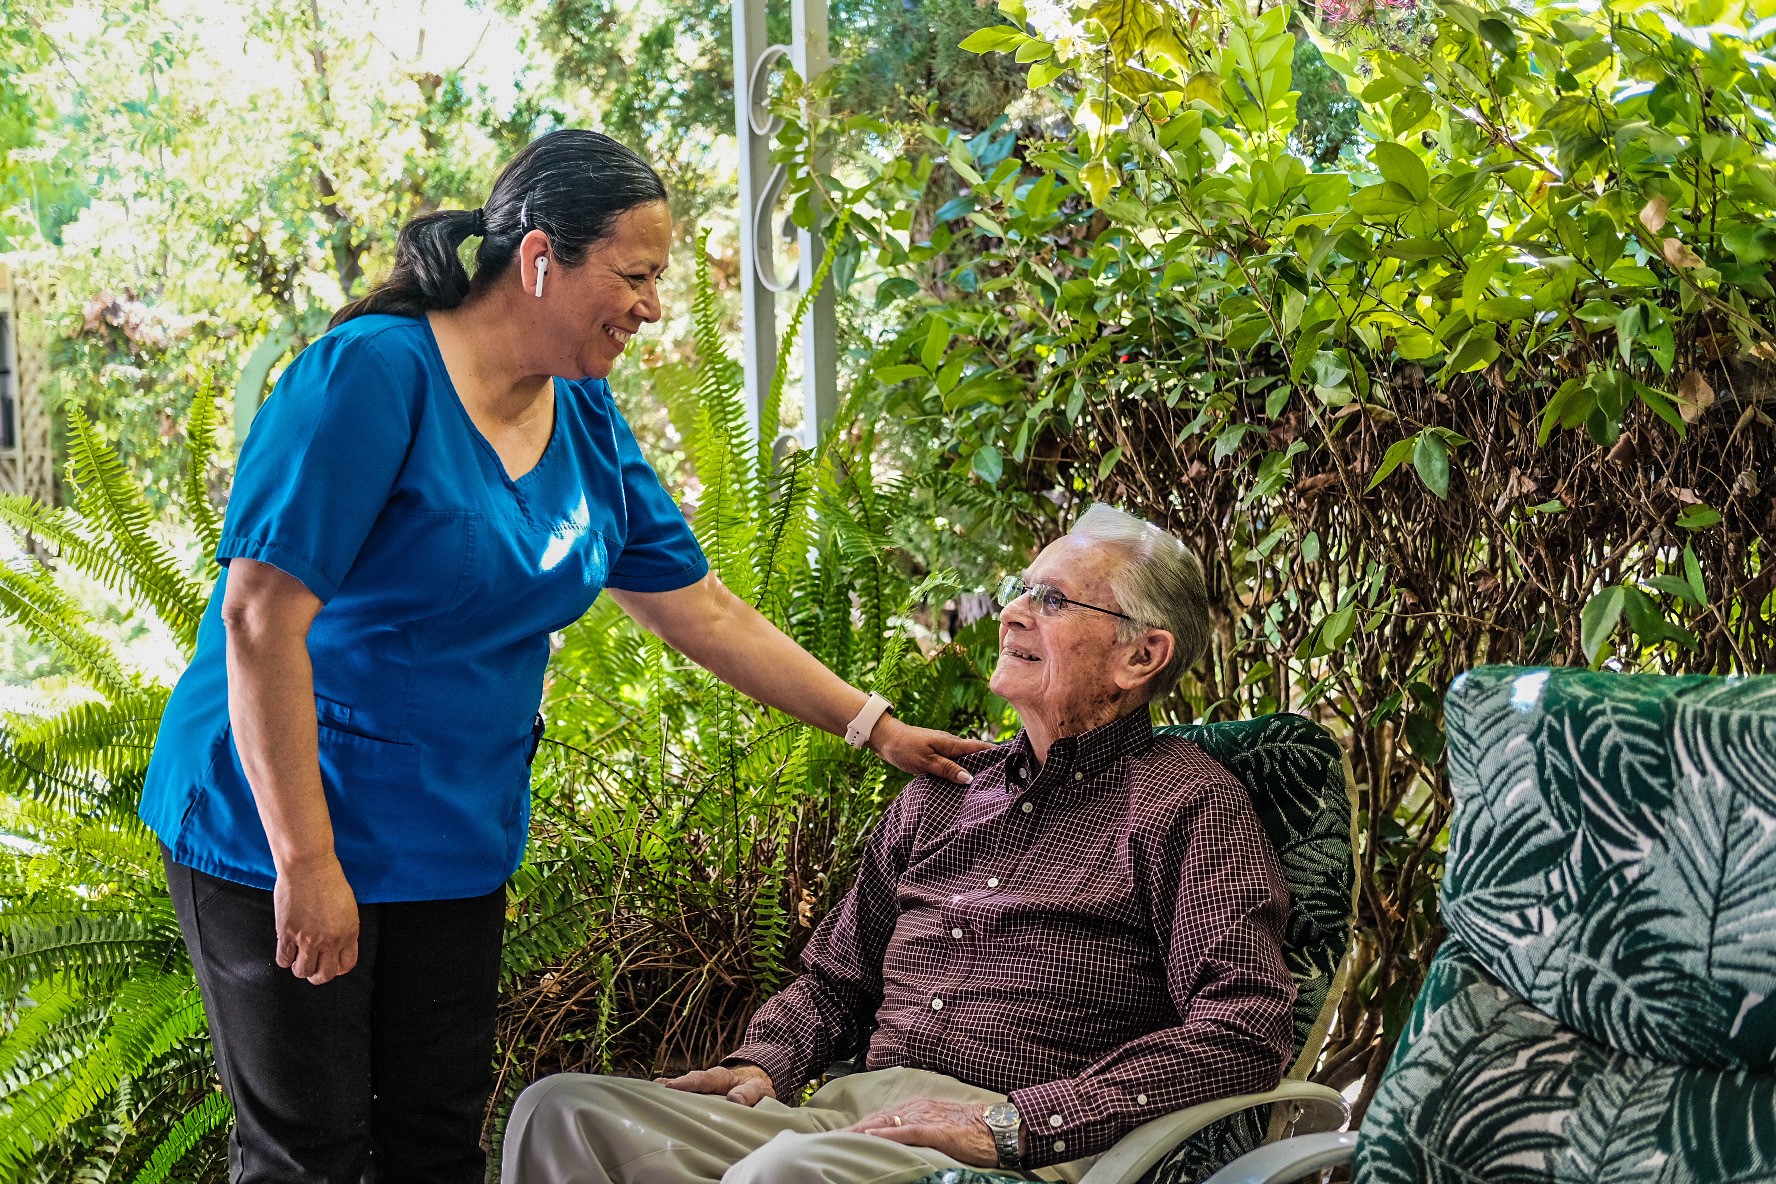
[1210, 665, 1776, 1183]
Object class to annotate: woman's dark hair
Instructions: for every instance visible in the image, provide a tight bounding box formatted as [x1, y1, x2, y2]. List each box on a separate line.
[330, 129, 667, 329]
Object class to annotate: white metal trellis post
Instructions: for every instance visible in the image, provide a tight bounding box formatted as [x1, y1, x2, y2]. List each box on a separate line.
[732, 0, 838, 448]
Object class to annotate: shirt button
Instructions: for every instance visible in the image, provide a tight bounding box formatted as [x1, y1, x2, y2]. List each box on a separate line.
[931, 998, 944, 1010]
[1020, 801, 1033, 813]
[1050, 1114, 1064, 1127]
[1054, 1140, 1067, 1153]
[987, 877, 999, 888]
[1074, 771, 1083, 781]
[1137, 1094, 1148, 1105]
[951, 927, 964, 938]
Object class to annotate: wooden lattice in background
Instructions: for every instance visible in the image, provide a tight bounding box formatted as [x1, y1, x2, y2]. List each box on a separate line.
[0, 263, 57, 507]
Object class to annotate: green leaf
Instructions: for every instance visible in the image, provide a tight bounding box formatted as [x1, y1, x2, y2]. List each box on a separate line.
[1367, 437, 1417, 490]
[921, 318, 952, 371]
[1683, 544, 1706, 604]
[1028, 60, 1066, 87]
[1308, 604, 1359, 658]
[1478, 16, 1520, 57]
[1444, 331, 1500, 374]
[1098, 447, 1124, 480]
[1404, 712, 1445, 764]
[1413, 431, 1451, 499]
[958, 26, 1028, 53]
[1676, 503, 1723, 530]
[972, 444, 1004, 484]
[873, 364, 930, 385]
[1370, 142, 1430, 203]
[1580, 585, 1626, 664]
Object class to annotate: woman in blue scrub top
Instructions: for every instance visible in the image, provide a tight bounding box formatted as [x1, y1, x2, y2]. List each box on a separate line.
[139, 130, 989, 1184]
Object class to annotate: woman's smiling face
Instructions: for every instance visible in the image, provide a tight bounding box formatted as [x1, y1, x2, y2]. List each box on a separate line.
[545, 200, 672, 380]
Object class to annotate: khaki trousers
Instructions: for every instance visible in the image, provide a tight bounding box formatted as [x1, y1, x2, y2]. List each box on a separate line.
[500, 1067, 1098, 1184]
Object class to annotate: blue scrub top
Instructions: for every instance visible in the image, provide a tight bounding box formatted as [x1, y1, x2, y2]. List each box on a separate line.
[140, 314, 708, 902]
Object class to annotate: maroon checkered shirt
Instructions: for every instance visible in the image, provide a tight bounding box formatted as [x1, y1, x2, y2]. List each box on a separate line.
[727, 708, 1295, 1168]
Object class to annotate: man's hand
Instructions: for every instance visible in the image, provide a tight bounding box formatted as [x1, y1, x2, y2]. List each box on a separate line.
[273, 855, 360, 985]
[846, 1096, 1001, 1168]
[656, 1064, 775, 1106]
[870, 717, 995, 786]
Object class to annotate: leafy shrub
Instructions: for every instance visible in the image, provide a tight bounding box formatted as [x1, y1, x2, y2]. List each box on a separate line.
[783, 0, 1776, 1117]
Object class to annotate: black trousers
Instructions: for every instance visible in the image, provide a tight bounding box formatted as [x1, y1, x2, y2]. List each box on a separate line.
[163, 848, 507, 1184]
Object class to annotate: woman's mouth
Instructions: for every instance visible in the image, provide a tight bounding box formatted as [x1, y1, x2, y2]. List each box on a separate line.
[604, 325, 634, 349]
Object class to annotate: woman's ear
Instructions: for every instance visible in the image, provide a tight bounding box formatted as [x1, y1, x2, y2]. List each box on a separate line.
[1115, 628, 1175, 696]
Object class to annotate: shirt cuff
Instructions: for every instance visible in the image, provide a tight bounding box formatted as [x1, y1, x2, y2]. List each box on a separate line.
[216, 537, 340, 603]
[1008, 1079, 1094, 1168]
[604, 554, 709, 593]
[722, 1042, 805, 1102]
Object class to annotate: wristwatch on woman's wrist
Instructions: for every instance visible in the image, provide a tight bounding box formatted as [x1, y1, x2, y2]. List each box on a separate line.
[844, 692, 894, 748]
[982, 1101, 1022, 1169]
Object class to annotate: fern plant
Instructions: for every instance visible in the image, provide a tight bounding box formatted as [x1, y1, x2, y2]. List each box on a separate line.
[0, 394, 229, 1184]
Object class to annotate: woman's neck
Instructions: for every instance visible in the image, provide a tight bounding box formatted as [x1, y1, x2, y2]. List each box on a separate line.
[428, 299, 553, 422]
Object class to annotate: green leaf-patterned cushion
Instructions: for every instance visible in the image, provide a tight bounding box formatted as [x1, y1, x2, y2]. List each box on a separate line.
[911, 714, 1355, 1184]
[1444, 666, 1776, 1072]
[1356, 937, 1776, 1183]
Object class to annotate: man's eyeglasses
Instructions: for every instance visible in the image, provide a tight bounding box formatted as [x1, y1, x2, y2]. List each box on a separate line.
[994, 575, 1145, 625]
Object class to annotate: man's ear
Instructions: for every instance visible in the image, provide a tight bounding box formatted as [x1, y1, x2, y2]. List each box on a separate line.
[1115, 628, 1174, 695]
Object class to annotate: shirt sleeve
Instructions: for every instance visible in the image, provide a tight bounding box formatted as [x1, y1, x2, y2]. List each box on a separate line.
[724, 780, 924, 1098]
[602, 392, 708, 593]
[1009, 776, 1296, 1167]
[215, 330, 416, 603]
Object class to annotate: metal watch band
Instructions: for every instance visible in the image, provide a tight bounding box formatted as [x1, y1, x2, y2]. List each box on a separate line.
[992, 1124, 1022, 1169]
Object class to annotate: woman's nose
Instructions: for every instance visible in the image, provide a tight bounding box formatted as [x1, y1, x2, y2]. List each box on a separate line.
[635, 279, 662, 324]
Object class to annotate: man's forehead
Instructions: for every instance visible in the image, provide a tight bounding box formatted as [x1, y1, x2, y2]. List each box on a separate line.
[1028, 535, 1117, 586]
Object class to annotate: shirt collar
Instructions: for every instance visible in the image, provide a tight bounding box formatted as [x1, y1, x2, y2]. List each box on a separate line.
[1012, 707, 1154, 793]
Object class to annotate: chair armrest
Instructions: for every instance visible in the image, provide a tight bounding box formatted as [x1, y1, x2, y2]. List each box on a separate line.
[1076, 1081, 1348, 1184]
[1199, 1132, 1357, 1184]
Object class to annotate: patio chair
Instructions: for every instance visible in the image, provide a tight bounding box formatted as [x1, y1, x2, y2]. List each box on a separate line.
[1207, 665, 1776, 1184]
[911, 711, 1358, 1184]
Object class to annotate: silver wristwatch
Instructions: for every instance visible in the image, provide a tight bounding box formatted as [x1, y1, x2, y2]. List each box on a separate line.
[982, 1101, 1022, 1169]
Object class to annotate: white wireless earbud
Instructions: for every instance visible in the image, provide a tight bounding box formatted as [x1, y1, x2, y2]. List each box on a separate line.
[533, 256, 549, 298]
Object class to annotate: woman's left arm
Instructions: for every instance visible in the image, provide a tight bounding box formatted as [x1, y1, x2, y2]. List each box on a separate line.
[607, 573, 992, 784]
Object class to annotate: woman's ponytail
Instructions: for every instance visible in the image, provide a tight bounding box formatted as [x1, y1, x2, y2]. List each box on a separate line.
[331, 131, 666, 330]
[329, 208, 485, 329]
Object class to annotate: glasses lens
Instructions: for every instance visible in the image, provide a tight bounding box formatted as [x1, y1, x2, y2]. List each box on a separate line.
[994, 575, 1024, 610]
[1032, 585, 1068, 615]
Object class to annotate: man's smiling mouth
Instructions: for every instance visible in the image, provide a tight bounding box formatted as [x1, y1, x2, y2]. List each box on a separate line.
[1004, 646, 1041, 662]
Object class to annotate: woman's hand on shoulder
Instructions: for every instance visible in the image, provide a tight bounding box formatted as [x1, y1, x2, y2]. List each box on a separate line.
[870, 717, 995, 786]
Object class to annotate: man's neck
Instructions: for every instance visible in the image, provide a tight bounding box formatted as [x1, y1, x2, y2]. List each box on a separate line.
[1023, 697, 1138, 766]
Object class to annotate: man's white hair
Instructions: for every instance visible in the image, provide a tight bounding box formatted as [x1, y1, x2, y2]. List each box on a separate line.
[1067, 503, 1210, 702]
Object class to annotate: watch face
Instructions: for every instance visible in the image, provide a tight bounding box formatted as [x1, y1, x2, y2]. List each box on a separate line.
[983, 1102, 1020, 1130]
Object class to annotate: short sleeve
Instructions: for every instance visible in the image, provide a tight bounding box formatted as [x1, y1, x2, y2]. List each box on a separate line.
[604, 397, 709, 593]
[217, 330, 415, 603]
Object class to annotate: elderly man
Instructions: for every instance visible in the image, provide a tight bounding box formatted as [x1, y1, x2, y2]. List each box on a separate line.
[503, 504, 1295, 1184]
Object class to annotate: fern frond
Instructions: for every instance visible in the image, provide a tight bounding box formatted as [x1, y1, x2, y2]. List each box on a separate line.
[64, 412, 205, 650]
[0, 692, 167, 815]
[126, 1090, 230, 1184]
[0, 904, 184, 999]
[0, 562, 140, 703]
[181, 382, 223, 563]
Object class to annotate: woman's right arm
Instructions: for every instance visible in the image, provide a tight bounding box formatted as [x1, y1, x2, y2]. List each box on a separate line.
[220, 557, 360, 985]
